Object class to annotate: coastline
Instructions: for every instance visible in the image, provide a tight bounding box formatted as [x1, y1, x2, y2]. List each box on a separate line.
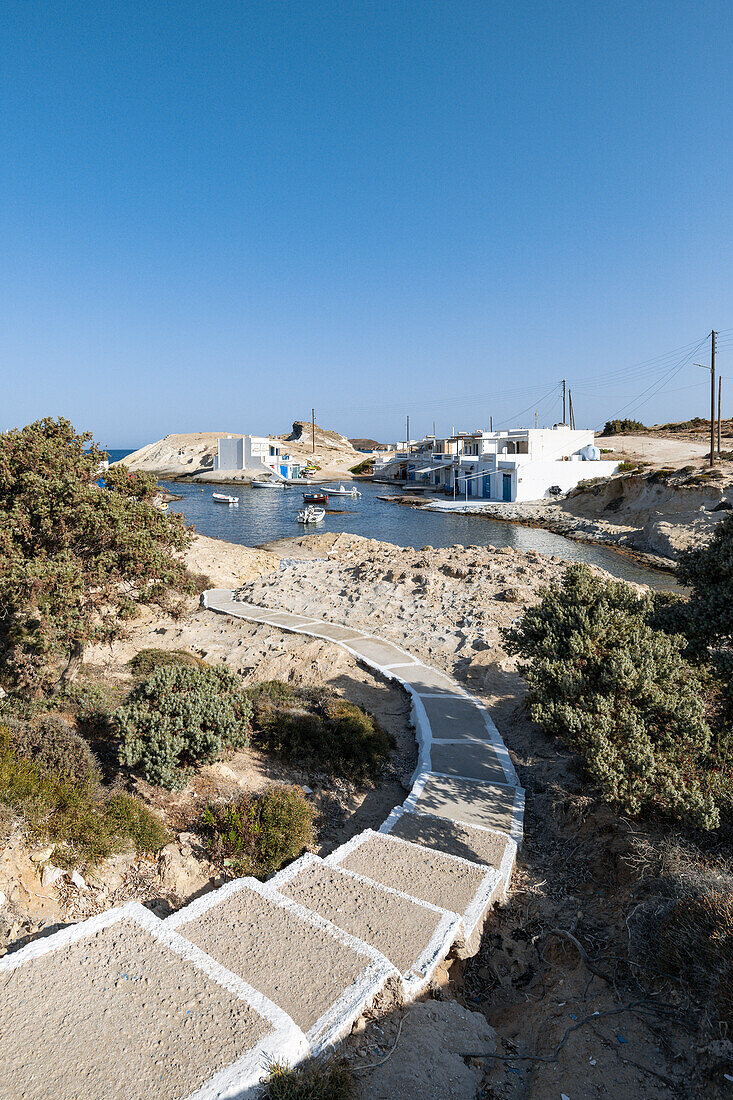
[382, 493, 679, 574]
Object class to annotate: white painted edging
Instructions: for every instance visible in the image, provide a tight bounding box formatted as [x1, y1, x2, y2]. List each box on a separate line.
[1, 901, 308, 1100]
[166, 875, 398, 1055]
[205, 591, 519, 790]
[269, 852, 461, 998]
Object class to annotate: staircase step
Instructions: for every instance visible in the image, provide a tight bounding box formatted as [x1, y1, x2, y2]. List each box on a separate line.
[324, 830, 503, 955]
[430, 739, 508, 784]
[406, 773, 524, 842]
[270, 854, 460, 996]
[387, 663, 469, 694]
[167, 877, 397, 1054]
[291, 621, 365, 643]
[0, 901, 306, 1100]
[419, 694, 498, 742]
[339, 635, 417, 667]
[381, 807, 517, 887]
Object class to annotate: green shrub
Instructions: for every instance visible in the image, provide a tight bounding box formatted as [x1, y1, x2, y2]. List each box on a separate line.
[250, 680, 392, 783]
[349, 458, 374, 475]
[202, 784, 314, 877]
[0, 725, 167, 866]
[262, 1061, 353, 1100]
[4, 714, 100, 785]
[115, 665, 252, 789]
[602, 419, 646, 436]
[504, 565, 718, 828]
[128, 648, 206, 677]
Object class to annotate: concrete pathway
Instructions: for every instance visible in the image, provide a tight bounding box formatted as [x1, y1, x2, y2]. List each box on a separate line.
[1, 587, 524, 1099]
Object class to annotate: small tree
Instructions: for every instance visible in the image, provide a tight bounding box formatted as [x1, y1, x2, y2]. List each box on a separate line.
[0, 418, 193, 691]
[504, 565, 718, 828]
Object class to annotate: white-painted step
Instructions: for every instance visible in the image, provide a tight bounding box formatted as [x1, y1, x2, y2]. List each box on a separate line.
[324, 829, 503, 955]
[406, 773, 525, 842]
[270, 853, 461, 996]
[166, 877, 398, 1054]
[0, 901, 307, 1100]
[381, 806, 517, 888]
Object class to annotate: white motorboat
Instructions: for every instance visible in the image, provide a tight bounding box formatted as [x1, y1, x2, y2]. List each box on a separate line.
[319, 483, 362, 497]
[251, 479, 283, 488]
[297, 505, 325, 524]
[212, 492, 239, 505]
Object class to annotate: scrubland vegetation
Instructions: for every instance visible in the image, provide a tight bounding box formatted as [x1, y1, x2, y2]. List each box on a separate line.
[506, 514, 733, 831]
[0, 420, 392, 879]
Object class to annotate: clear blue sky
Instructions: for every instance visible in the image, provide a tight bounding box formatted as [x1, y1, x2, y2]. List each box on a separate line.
[1, 1, 731, 448]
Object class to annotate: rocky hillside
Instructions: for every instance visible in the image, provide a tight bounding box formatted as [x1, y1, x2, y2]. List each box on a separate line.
[117, 432, 226, 477]
[117, 422, 378, 482]
[277, 420, 369, 470]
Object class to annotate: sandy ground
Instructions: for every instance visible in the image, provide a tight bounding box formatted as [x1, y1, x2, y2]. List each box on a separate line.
[600, 432, 712, 464]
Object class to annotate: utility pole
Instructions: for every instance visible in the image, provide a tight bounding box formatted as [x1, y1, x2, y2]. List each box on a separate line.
[433, 420, 436, 442]
[311, 408, 315, 453]
[535, 410, 538, 429]
[490, 416, 493, 432]
[711, 331, 717, 467]
[406, 415, 410, 454]
[718, 375, 723, 456]
[562, 380, 566, 424]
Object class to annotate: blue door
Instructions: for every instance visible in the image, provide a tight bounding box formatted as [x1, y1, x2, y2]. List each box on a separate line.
[482, 474, 491, 498]
[502, 473, 512, 501]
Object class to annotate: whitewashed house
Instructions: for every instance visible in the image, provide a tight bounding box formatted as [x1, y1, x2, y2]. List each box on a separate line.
[213, 435, 302, 480]
[374, 425, 619, 502]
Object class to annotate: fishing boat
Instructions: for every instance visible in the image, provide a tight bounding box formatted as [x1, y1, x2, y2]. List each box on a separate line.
[251, 479, 283, 488]
[319, 483, 361, 497]
[302, 491, 328, 505]
[212, 492, 239, 505]
[297, 505, 325, 524]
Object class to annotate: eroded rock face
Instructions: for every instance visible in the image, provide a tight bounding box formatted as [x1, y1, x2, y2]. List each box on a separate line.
[353, 1001, 497, 1100]
[157, 837, 215, 902]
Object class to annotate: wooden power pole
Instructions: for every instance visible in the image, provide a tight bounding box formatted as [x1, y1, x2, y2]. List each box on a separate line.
[311, 408, 315, 453]
[719, 374, 723, 456]
[711, 331, 717, 467]
[562, 380, 566, 424]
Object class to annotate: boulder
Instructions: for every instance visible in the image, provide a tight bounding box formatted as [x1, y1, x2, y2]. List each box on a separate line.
[356, 1001, 497, 1100]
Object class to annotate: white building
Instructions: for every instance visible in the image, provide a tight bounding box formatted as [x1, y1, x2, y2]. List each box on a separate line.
[213, 435, 302, 480]
[374, 425, 619, 502]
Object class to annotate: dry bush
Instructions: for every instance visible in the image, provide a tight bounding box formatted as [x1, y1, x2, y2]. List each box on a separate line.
[656, 890, 733, 1029]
